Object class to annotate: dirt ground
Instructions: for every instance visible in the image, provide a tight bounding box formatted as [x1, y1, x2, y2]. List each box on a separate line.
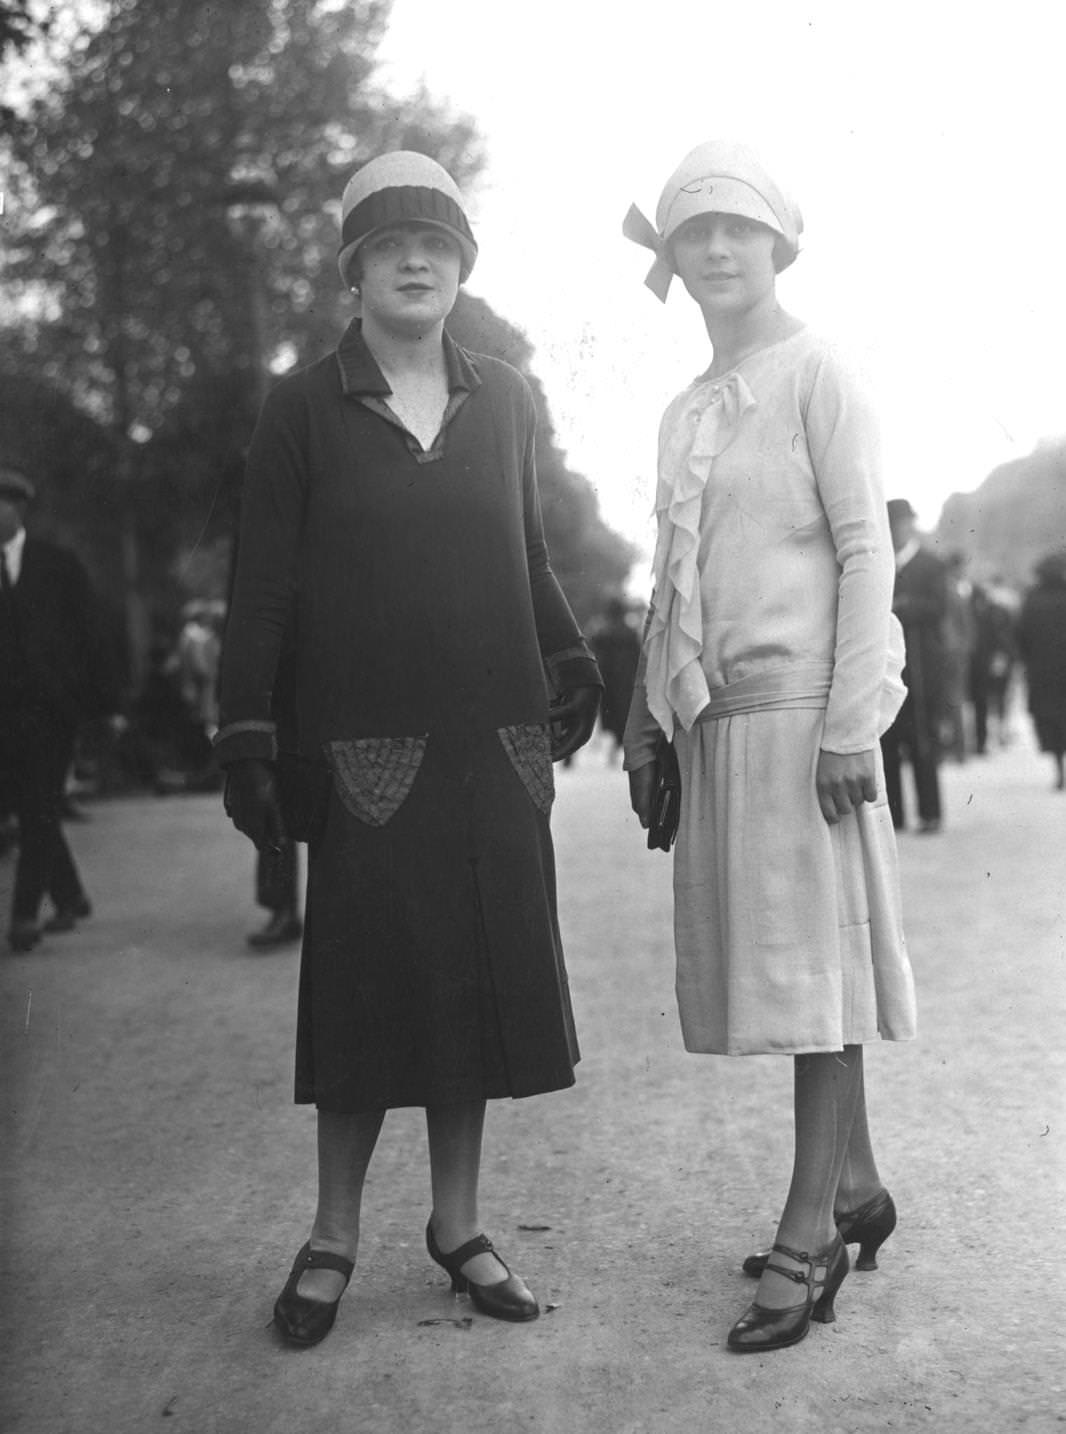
[1, 732, 1064, 1433]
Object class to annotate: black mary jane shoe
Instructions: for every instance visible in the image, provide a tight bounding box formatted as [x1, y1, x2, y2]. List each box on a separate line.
[742, 1187, 898, 1278]
[425, 1220, 539, 1322]
[273, 1242, 355, 1347]
[728, 1236, 849, 1354]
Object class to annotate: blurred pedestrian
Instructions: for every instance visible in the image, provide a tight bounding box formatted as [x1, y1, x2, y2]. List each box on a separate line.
[121, 638, 186, 788]
[174, 598, 224, 789]
[177, 599, 223, 735]
[0, 467, 117, 951]
[217, 151, 601, 1346]
[1016, 551, 1066, 790]
[941, 551, 976, 761]
[970, 577, 1017, 753]
[623, 140, 914, 1354]
[587, 595, 641, 762]
[880, 499, 949, 831]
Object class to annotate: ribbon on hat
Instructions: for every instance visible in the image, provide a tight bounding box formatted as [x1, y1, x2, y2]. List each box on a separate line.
[623, 203, 675, 303]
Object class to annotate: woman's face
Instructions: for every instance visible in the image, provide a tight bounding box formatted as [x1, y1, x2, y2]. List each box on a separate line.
[355, 222, 462, 336]
[670, 213, 778, 318]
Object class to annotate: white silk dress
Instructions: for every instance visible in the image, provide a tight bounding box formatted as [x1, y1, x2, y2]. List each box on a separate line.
[624, 328, 917, 1055]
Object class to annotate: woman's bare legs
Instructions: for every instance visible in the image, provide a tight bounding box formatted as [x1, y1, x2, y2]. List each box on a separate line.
[297, 1108, 386, 1301]
[754, 1045, 865, 1310]
[834, 1058, 886, 1213]
[295, 1100, 514, 1299]
[426, 1100, 511, 1286]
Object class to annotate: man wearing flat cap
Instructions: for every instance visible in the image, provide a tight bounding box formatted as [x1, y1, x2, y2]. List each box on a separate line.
[0, 467, 116, 951]
[880, 498, 949, 832]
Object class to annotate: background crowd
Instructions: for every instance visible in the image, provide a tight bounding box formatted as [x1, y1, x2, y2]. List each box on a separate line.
[2, 0, 1065, 943]
[3, 458, 1065, 960]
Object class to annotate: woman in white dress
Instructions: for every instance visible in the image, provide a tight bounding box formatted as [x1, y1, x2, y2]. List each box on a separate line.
[623, 141, 916, 1353]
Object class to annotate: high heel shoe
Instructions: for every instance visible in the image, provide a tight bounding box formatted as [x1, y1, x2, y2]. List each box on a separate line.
[727, 1235, 849, 1353]
[835, 1188, 897, 1270]
[272, 1242, 355, 1347]
[741, 1187, 897, 1278]
[425, 1220, 539, 1322]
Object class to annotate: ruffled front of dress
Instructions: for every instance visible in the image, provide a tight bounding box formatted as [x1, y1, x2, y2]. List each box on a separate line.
[644, 371, 756, 733]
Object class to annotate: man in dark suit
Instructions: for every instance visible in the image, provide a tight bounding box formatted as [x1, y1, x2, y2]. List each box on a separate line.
[880, 497, 949, 832]
[0, 467, 116, 951]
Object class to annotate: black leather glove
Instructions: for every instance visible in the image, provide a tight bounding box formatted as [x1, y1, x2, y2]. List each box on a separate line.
[549, 685, 601, 762]
[223, 757, 286, 853]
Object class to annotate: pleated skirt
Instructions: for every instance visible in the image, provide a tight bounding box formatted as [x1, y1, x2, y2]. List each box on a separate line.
[294, 729, 579, 1112]
[672, 707, 916, 1055]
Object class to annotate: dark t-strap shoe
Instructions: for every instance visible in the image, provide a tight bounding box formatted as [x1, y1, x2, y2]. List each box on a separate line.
[273, 1242, 355, 1346]
[425, 1220, 539, 1322]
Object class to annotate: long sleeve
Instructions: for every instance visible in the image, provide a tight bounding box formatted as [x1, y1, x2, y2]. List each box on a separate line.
[804, 351, 898, 753]
[215, 378, 310, 765]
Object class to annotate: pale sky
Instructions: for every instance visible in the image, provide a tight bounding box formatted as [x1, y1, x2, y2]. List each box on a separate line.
[378, 0, 1065, 570]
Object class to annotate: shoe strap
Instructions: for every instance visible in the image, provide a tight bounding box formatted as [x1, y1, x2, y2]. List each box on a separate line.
[437, 1232, 497, 1273]
[764, 1241, 830, 1288]
[301, 1244, 354, 1279]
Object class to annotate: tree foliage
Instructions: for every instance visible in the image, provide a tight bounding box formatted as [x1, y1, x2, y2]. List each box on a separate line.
[1, 0, 633, 660]
[0, 0, 41, 60]
[0, 370, 119, 582]
[447, 294, 636, 623]
[3, 0, 482, 446]
[938, 442, 1066, 588]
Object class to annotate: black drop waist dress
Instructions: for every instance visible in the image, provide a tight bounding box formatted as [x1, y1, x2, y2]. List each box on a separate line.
[216, 322, 601, 1111]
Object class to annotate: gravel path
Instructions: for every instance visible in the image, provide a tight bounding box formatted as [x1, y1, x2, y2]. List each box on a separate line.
[2, 734, 1063, 1432]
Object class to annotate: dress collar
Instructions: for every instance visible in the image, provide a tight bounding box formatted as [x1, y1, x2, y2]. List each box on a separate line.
[335, 320, 482, 398]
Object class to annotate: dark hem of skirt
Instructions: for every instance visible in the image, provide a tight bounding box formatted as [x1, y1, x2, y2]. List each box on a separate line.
[298, 1063, 578, 1114]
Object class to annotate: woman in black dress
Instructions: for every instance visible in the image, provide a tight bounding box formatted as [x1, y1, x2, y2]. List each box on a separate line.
[218, 151, 601, 1345]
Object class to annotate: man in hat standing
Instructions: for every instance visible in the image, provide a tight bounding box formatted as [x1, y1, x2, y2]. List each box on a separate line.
[880, 498, 949, 832]
[0, 467, 116, 951]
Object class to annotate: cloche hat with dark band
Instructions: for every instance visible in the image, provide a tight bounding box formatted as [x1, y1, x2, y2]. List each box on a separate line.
[337, 151, 478, 288]
[623, 140, 803, 301]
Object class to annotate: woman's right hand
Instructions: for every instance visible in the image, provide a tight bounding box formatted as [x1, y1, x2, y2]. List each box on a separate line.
[628, 762, 657, 828]
[223, 757, 286, 853]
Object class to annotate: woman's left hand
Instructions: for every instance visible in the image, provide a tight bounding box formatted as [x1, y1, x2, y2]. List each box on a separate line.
[816, 748, 878, 824]
[550, 686, 601, 761]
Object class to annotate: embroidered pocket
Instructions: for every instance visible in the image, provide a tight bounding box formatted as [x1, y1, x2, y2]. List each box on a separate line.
[498, 724, 555, 816]
[325, 736, 428, 827]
